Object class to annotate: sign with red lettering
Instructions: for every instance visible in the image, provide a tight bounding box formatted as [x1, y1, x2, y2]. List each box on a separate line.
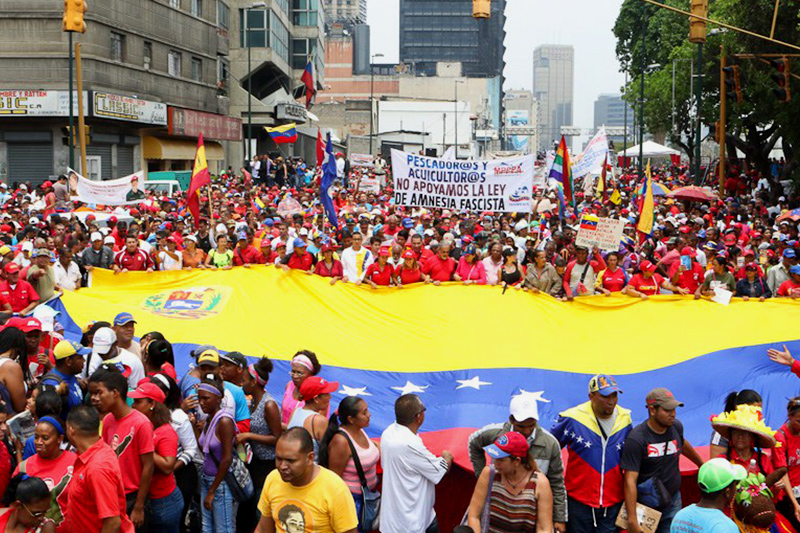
[169, 107, 242, 141]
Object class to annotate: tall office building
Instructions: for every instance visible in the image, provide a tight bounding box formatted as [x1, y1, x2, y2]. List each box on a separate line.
[594, 94, 633, 147]
[322, 0, 367, 25]
[533, 45, 574, 153]
[399, 0, 506, 78]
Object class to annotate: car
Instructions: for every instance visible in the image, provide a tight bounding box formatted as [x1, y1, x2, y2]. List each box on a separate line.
[144, 180, 182, 196]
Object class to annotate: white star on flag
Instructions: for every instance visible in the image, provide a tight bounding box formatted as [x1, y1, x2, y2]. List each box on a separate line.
[339, 385, 371, 397]
[455, 376, 492, 390]
[584, 441, 592, 448]
[391, 381, 428, 395]
[576, 436, 584, 444]
[514, 390, 551, 404]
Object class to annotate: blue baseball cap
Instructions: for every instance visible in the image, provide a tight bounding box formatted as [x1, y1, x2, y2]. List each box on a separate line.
[588, 374, 623, 396]
[237, 231, 248, 241]
[784, 249, 796, 258]
[697, 230, 707, 239]
[293, 237, 306, 248]
[402, 217, 414, 228]
[264, 219, 274, 227]
[790, 265, 800, 275]
[113, 312, 136, 327]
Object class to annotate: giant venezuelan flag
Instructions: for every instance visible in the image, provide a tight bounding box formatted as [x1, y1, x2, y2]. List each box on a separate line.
[52, 268, 800, 469]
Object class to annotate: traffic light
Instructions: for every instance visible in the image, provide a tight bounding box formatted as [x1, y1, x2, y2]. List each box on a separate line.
[473, 0, 490, 18]
[61, 126, 90, 147]
[688, 0, 708, 44]
[771, 57, 791, 103]
[723, 65, 743, 104]
[63, 0, 87, 33]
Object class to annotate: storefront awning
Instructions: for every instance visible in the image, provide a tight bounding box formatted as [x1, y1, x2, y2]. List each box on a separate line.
[142, 136, 224, 160]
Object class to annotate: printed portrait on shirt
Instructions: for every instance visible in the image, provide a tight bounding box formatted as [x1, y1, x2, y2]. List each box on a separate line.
[276, 501, 312, 533]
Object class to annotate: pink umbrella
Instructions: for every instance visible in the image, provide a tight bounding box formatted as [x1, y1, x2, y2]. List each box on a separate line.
[668, 186, 718, 202]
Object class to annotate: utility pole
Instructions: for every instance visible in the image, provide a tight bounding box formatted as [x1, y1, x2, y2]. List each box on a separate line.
[76, 42, 87, 176]
[68, 33, 74, 170]
[719, 44, 727, 196]
[638, 0, 646, 180]
[693, 43, 704, 185]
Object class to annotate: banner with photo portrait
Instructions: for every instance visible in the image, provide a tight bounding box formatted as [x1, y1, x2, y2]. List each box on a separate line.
[67, 168, 147, 206]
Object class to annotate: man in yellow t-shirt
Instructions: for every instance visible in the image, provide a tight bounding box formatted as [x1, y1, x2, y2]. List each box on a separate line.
[256, 427, 358, 533]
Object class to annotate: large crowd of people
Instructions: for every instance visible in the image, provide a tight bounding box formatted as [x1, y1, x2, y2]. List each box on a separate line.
[0, 154, 794, 533]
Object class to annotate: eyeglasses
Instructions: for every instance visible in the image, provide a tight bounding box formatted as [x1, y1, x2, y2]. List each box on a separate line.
[22, 502, 47, 519]
[289, 370, 306, 377]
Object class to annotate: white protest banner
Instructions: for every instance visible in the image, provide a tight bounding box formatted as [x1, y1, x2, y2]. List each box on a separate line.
[575, 215, 626, 252]
[390, 149, 534, 212]
[67, 168, 145, 205]
[358, 175, 380, 194]
[350, 153, 373, 167]
[572, 127, 609, 178]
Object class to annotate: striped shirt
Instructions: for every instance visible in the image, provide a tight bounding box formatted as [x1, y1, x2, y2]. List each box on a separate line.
[488, 472, 539, 533]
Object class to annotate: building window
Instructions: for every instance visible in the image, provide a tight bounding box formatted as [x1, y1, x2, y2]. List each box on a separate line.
[292, 0, 318, 26]
[217, 56, 229, 90]
[191, 57, 202, 81]
[143, 41, 152, 69]
[274, 0, 288, 16]
[271, 16, 289, 64]
[191, 0, 202, 17]
[217, 0, 229, 28]
[240, 8, 268, 48]
[110, 32, 125, 62]
[168, 50, 182, 77]
[292, 38, 315, 69]
[169, 0, 180, 7]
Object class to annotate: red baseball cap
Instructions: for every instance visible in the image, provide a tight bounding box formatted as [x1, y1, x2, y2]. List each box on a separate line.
[484, 431, 530, 459]
[402, 249, 415, 259]
[641, 261, 657, 274]
[299, 376, 339, 401]
[321, 244, 334, 253]
[129, 381, 166, 404]
[680, 247, 696, 258]
[4, 263, 19, 274]
[18, 317, 42, 333]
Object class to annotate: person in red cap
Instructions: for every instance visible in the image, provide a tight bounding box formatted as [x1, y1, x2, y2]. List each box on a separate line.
[131, 381, 183, 533]
[668, 247, 705, 294]
[466, 431, 553, 533]
[360, 246, 393, 288]
[287, 376, 338, 453]
[394, 248, 422, 286]
[313, 244, 343, 284]
[736, 262, 771, 300]
[0, 262, 38, 314]
[624, 261, 688, 299]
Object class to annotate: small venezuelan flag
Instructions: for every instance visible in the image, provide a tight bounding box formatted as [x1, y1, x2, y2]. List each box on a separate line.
[265, 123, 298, 144]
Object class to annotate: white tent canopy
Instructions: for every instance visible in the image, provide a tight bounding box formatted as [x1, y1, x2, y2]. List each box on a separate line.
[620, 140, 680, 157]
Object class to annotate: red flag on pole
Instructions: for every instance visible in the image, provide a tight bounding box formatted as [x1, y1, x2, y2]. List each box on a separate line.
[316, 128, 325, 168]
[186, 133, 211, 227]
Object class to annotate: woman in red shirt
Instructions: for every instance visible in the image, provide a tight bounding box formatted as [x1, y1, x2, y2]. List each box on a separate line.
[313, 244, 343, 285]
[394, 249, 422, 286]
[360, 246, 393, 289]
[0, 476, 52, 533]
[623, 260, 687, 299]
[130, 382, 183, 533]
[596, 252, 628, 295]
[776, 398, 800, 531]
[13, 417, 76, 533]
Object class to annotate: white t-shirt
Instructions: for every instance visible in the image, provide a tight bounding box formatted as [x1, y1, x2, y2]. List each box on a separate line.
[85, 346, 145, 388]
[53, 261, 81, 290]
[380, 422, 449, 533]
[158, 250, 183, 271]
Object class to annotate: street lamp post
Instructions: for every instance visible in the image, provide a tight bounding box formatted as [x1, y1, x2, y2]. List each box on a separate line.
[246, 2, 266, 165]
[693, 42, 703, 184]
[454, 79, 465, 159]
[369, 53, 384, 155]
[638, 0, 647, 180]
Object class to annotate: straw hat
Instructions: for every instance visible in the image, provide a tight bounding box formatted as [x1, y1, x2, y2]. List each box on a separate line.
[711, 405, 776, 449]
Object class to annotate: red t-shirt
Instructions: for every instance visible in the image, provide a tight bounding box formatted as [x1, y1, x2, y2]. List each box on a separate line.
[627, 273, 664, 295]
[0, 279, 38, 312]
[422, 255, 456, 282]
[68, 439, 134, 533]
[15, 451, 77, 533]
[778, 279, 800, 297]
[286, 252, 313, 271]
[101, 410, 155, 495]
[775, 424, 800, 486]
[114, 249, 154, 271]
[256, 249, 278, 265]
[232, 245, 260, 266]
[150, 424, 178, 499]
[395, 265, 422, 285]
[668, 261, 704, 293]
[364, 262, 393, 286]
[314, 259, 343, 278]
[598, 267, 627, 292]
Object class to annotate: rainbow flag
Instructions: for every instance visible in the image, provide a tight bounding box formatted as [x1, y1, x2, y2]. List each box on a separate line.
[48, 268, 800, 472]
[548, 135, 573, 205]
[637, 160, 654, 235]
[265, 123, 298, 144]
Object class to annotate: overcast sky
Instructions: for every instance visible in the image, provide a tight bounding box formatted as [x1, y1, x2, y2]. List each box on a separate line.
[367, 0, 626, 136]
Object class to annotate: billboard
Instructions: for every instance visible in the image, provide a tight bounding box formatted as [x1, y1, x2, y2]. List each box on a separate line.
[506, 110, 530, 152]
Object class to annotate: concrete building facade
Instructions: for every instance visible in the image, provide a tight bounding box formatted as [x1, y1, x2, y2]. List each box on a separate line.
[593, 93, 633, 148]
[504, 89, 537, 155]
[533, 44, 574, 154]
[0, 0, 238, 183]
[322, 0, 366, 25]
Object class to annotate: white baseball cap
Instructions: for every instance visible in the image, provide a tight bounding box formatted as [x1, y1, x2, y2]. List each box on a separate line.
[21, 241, 33, 252]
[90, 232, 103, 242]
[510, 394, 542, 422]
[104, 236, 115, 245]
[92, 327, 117, 356]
